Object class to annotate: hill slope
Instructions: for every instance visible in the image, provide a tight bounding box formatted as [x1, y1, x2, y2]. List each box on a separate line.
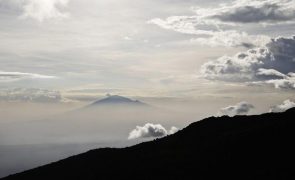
[3, 108, 295, 179]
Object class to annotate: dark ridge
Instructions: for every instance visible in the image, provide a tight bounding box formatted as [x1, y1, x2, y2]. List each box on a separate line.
[3, 108, 295, 179]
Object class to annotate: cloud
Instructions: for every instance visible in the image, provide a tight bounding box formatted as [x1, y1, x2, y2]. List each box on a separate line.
[149, 16, 270, 47]
[256, 68, 287, 79]
[128, 123, 179, 140]
[0, 0, 70, 22]
[149, 13, 270, 48]
[210, 0, 295, 24]
[168, 126, 179, 135]
[264, 73, 295, 89]
[0, 71, 56, 82]
[154, 0, 295, 26]
[190, 31, 270, 48]
[219, 101, 254, 117]
[148, 0, 295, 47]
[148, 16, 214, 36]
[201, 48, 274, 82]
[201, 36, 295, 90]
[270, 99, 295, 112]
[0, 88, 66, 103]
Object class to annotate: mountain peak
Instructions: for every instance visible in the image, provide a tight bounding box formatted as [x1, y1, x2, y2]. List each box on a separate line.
[89, 95, 147, 107]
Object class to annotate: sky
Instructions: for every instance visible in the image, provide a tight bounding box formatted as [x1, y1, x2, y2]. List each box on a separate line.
[0, 0, 294, 105]
[1, 0, 295, 134]
[1, 0, 295, 177]
[0, 0, 294, 117]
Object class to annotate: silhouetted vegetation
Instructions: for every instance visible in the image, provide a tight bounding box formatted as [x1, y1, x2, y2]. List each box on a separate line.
[3, 108, 295, 179]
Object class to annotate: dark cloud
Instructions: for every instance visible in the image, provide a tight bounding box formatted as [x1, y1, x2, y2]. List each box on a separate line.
[201, 36, 295, 90]
[219, 102, 254, 117]
[241, 42, 256, 49]
[0, 71, 56, 82]
[213, 3, 295, 24]
[149, 0, 295, 48]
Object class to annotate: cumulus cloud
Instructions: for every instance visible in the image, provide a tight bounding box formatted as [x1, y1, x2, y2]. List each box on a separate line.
[270, 99, 295, 112]
[0, 0, 70, 22]
[0, 88, 65, 103]
[201, 36, 295, 90]
[149, 0, 295, 47]
[0, 71, 56, 82]
[128, 123, 179, 140]
[219, 101, 254, 117]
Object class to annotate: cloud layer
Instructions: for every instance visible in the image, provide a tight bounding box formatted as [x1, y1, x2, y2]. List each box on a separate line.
[219, 101, 254, 117]
[0, 88, 64, 103]
[149, 15, 269, 47]
[203, 0, 295, 24]
[149, 0, 295, 47]
[270, 99, 295, 112]
[150, 0, 295, 27]
[128, 123, 179, 139]
[0, 71, 56, 82]
[201, 36, 295, 90]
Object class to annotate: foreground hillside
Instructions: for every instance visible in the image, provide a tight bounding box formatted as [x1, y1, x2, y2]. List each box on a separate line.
[3, 108, 295, 179]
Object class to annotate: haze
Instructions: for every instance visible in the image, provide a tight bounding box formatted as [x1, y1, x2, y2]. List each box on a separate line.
[1, 0, 295, 178]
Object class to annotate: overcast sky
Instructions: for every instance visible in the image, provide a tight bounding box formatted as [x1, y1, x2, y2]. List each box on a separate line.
[0, 0, 294, 108]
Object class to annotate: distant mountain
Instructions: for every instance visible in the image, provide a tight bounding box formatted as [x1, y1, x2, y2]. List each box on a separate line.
[85, 95, 148, 108]
[3, 108, 295, 179]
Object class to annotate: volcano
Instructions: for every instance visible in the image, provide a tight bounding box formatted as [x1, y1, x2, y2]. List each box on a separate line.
[88, 95, 147, 107]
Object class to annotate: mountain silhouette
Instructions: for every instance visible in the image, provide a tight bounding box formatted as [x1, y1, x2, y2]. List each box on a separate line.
[3, 108, 295, 179]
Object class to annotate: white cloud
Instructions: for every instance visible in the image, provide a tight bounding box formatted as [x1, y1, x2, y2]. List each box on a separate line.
[190, 31, 269, 48]
[148, 16, 214, 36]
[0, 0, 70, 22]
[256, 68, 287, 79]
[148, 0, 295, 47]
[128, 123, 179, 140]
[201, 36, 295, 90]
[270, 99, 295, 112]
[149, 14, 270, 48]
[219, 101, 254, 117]
[264, 74, 295, 89]
[0, 71, 56, 82]
[168, 126, 179, 135]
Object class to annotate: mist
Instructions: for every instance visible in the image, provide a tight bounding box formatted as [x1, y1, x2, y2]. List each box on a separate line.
[0, 98, 207, 178]
[0, 92, 287, 178]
